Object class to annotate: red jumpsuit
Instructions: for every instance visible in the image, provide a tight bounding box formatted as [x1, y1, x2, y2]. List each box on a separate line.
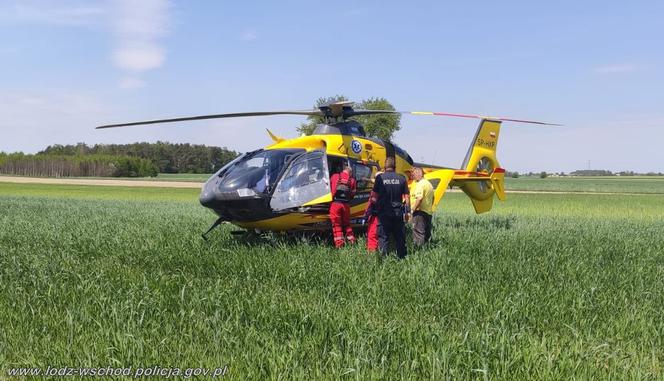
[329, 171, 356, 248]
[364, 192, 379, 251]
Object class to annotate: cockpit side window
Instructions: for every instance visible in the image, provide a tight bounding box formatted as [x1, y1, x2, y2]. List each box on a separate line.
[327, 156, 346, 177]
[270, 151, 330, 211]
[352, 162, 374, 191]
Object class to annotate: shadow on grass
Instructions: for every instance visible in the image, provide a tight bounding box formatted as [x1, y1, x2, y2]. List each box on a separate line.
[228, 229, 334, 247]
[439, 215, 517, 230]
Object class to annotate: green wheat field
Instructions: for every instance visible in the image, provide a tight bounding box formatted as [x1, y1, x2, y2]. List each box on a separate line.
[1, 181, 663, 379]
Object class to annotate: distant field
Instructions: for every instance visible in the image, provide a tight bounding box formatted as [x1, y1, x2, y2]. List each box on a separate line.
[76, 172, 211, 182]
[155, 173, 211, 182]
[5, 173, 664, 195]
[505, 176, 664, 194]
[1, 182, 662, 379]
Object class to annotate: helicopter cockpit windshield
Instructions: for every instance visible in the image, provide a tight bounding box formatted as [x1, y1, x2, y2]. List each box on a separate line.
[218, 149, 304, 196]
[270, 150, 330, 211]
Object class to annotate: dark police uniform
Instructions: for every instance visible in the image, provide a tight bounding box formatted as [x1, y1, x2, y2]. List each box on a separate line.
[372, 171, 410, 258]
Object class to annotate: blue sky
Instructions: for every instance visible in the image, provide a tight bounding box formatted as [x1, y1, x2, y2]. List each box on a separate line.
[1, 0, 662, 172]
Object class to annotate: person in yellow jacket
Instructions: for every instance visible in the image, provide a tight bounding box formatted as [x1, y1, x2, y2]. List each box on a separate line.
[409, 167, 434, 247]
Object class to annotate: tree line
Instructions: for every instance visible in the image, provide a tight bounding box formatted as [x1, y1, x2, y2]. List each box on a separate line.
[0, 152, 158, 177]
[0, 142, 239, 178]
[40, 142, 239, 174]
[507, 170, 664, 178]
[569, 169, 664, 176]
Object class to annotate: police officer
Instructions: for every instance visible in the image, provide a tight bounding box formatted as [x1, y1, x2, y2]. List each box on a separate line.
[369, 157, 410, 259]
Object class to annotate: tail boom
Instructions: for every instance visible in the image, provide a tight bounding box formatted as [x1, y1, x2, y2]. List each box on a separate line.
[418, 119, 507, 214]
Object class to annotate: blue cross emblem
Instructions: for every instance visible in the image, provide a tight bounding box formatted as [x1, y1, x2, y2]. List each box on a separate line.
[351, 140, 362, 154]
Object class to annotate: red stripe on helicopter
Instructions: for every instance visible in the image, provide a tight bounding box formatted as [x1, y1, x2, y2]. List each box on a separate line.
[454, 168, 504, 176]
[431, 112, 485, 119]
[454, 171, 490, 176]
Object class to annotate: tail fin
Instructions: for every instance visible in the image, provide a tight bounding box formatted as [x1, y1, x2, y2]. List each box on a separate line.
[457, 119, 506, 213]
[461, 119, 501, 172]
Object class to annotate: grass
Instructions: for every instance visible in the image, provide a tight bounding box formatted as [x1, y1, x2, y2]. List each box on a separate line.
[1, 183, 663, 379]
[0, 182, 195, 201]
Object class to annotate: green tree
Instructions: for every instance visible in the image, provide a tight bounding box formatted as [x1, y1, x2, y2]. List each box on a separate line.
[353, 97, 401, 141]
[296, 96, 401, 141]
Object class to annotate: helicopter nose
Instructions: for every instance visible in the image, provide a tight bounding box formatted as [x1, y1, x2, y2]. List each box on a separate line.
[199, 190, 215, 208]
[199, 177, 220, 208]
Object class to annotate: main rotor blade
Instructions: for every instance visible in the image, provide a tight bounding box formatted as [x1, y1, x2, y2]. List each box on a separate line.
[344, 109, 560, 125]
[345, 109, 400, 117]
[95, 110, 323, 129]
[405, 111, 561, 126]
[95, 107, 560, 129]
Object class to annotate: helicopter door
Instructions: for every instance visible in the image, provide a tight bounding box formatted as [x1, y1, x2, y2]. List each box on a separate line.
[270, 151, 330, 211]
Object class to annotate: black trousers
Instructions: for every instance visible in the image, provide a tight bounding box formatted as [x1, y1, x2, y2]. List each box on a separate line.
[412, 211, 432, 246]
[378, 215, 407, 259]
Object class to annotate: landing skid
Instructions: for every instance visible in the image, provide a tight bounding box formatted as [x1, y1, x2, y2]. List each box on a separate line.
[201, 217, 225, 241]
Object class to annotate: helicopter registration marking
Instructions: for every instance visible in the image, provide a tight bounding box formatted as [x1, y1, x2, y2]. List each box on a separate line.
[476, 138, 496, 149]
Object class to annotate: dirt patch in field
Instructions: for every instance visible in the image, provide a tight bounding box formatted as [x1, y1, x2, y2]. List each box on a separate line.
[0, 176, 202, 189]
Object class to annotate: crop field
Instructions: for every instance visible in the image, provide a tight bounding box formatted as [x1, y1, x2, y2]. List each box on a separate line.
[1, 181, 663, 379]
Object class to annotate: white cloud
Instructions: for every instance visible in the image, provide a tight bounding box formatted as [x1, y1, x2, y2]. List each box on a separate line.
[346, 8, 365, 16]
[0, 2, 107, 26]
[112, 0, 171, 83]
[0, 46, 18, 55]
[593, 63, 640, 74]
[240, 29, 257, 41]
[0, 1, 172, 88]
[119, 77, 146, 89]
[113, 43, 165, 72]
[0, 91, 110, 153]
[602, 115, 664, 127]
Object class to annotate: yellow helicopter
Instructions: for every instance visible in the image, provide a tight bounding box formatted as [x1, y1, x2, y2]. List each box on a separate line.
[97, 102, 557, 237]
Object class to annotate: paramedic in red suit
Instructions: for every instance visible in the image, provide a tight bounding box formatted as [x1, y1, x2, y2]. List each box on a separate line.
[329, 164, 357, 248]
[363, 170, 383, 252]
